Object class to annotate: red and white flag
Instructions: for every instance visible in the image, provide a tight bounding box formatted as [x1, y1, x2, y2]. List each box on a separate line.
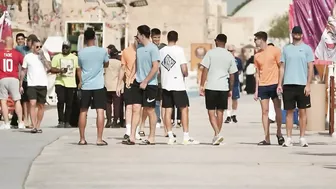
[0, 6, 13, 50]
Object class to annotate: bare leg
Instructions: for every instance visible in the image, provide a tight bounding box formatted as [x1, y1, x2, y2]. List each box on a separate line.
[36, 103, 45, 129]
[260, 99, 270, 142]
[298, 109, 307, 137]
[78, 108, 88, 143]
[216, 109, 224, 132]
[208, 110, 220, 136]
[139, 108, 147, 131]
[14, 100, 23, 124]
[232, 99, 238, 115]
[130, 104, 141, 142]
[145, 107, 157, 143]
[164, 108, 173, 132]
[180, 107, 189, 133]
[29, 100, 37, 129]
[272, 98, 283, 136]
[23, 102, 29, 125]
[0, 99, 9, 124]
[285, 109, 294, 138]
[96, 108, 105, 143]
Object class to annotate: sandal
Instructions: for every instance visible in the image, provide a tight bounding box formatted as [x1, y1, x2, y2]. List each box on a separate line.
[138, 131, 145, 137]
[139, 139, 155, 145]
[97, 140, 108, 146]
[31, 128, 38, 133]
[124, 134, 130, 139]
[37, 129, 43, 133]
[276, 135, 285, 146]
[122, 139, 135, 145]
[257, 140, 271, 146]
[78, 140, 88, 145]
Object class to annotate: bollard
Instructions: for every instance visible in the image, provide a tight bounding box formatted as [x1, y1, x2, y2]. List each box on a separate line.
[329, 76, 335, 135]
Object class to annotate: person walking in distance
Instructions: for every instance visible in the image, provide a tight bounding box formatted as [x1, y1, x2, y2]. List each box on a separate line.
[20, 40, 49, 133]
[122, 25, 160, 145]
[77, 28, 109, 146]
[160, 31, 199, 145]
[104, 44, 124, 128]
[117, 37, 141, 140]
[278, 26, 314, 147]
[200, 34, 238, 145]
[50, 40, 78, 128]
[253, 31, 284, 145]
[225, 45, 243, 123]
[0, 37, 25, 129]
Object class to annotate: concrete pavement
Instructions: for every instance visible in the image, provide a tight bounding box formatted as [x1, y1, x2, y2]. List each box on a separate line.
[0, 108, 75, 189]
[22, 94, 336, 189]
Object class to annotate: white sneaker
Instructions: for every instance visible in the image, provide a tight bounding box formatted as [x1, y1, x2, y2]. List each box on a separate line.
[18, 122, 25, 129]
[212, 136, 224, 145]
[282, 137, 293, 147]
[156, 122, 161, 128]
[183, 138, 200, 145]
[299, 137, 308, 147]
[0, 123, 11, 130]
[167, 137, 177, 145]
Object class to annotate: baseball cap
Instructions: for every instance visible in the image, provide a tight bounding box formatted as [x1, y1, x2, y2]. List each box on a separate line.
[27, 34, 38, 42]
[62, 40, 71, 46]
[292, 26, 303, 34]
[215, 34, 227, 43]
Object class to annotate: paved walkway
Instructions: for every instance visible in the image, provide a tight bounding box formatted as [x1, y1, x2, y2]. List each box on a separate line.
[7, 95, 336, 189]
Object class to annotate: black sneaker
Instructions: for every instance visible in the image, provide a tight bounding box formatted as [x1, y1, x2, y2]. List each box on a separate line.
[224, 117, 231, 123]
[231, 115, 238, 123]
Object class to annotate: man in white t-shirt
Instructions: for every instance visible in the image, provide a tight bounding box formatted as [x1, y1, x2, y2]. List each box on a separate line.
[200, 34, 238, 145]
[20, 40, 49, 133]
[160, 31, 200, 145]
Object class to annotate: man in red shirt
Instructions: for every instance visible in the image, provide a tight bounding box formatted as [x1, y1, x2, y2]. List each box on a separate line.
[0, 36, 24, 130]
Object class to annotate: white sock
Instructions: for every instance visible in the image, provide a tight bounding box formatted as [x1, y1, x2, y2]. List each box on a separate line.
[126, 124, 131, 135]
[183, 132, 190, 140]
[226, 110, 231, 117]
[168, 131, 174, 139]
[231, 110, 236, 116]
[136, 126, 140, 134]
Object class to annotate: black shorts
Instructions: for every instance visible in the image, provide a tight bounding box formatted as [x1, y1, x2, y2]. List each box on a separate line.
[80, 88, 106, 109]
[205, 89, 229, 110]
[123, 84, 135, 106]
[162, 89, 189, 108]
[132, 81, 158, 108]
[27, 86, 47, 104]
[21, 81, 29, 103]
[283, 85, 311, 110]
[156, 83, 162, 101]
[258, 84, 278, 100]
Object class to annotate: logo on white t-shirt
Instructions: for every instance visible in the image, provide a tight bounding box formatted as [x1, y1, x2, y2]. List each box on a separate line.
[161, 54, 176, 71]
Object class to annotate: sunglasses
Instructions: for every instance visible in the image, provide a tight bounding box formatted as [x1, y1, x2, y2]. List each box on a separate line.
[35, 46, 42, 49]
[62, 46, 70, 49]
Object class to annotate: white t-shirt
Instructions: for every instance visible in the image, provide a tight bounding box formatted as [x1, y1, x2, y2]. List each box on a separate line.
[22, 53, 48, 87]
[201, 47, 238, 91]
[160, 45, 187, 91]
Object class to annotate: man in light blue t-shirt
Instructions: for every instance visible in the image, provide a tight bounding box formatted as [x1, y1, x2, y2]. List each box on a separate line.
[122, 25, 160, 145]
[277, 26, 314, 148]
[77, 28, 109, 146]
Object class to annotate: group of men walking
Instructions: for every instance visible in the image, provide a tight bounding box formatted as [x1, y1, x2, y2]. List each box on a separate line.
[0, 25, 314, 147]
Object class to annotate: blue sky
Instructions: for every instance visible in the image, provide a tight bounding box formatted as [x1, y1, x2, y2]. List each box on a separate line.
[226, 0, 247, 14]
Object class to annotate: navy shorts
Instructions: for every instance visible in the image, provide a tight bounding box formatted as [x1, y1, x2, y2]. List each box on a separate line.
[232, 86, 240, 100]
[258, 84, 277, 100]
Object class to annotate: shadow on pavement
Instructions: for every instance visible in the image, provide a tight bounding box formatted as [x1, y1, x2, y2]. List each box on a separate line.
[294, 152, 336, 156]
[324, 165, 336, 170]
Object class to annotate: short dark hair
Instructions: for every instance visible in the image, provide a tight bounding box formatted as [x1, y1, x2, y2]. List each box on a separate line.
[268, 43, 274, 46]
[254, 31, 268, 41]
[215, 34, 227, 43]
[137, 25, 151, 38]
[84, 28, 95, 41]
[167, 31, 178, 42]
[16, 33, 25, 40]
[151, 28, 161, 36]
[33, 40, 41, 45]
[27, 34, 38, 42]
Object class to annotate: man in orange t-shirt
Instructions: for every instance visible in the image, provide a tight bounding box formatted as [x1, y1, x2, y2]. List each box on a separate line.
[253, 31, 284, 146]
[116, 37, 141, 140]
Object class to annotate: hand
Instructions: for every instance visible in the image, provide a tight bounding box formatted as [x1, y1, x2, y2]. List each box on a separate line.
[304, 85, 311, 96]
[61, 68, 68, 74]
[253, 91, 259, 101]
[19, 86, 24, 94]
[116, 85, 122, 97]
[228, 91, 232, 97]
[199, 86, 205, 96]
[140, 81, 148, 90]
[277, 85, 283, 94]
[78, 82, 82, 89]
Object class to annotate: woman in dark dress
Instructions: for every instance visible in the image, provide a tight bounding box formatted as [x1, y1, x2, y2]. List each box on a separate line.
[244, 55, 256, 94]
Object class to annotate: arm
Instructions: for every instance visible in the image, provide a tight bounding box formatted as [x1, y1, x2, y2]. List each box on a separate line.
[255, 68, 260, 92]
[180, 49, 188, 77]
[76, 67, 82, 88]
[103, 51, 109, 68]
[143, 61, 159, 83]
[278, 62, 285, 86]
[117, 64, 125, 88]
[229, 73, 234, 91]
[307, 62, 314, 85]
[20, 68, 27, 87]
[200, 67, 208, 88]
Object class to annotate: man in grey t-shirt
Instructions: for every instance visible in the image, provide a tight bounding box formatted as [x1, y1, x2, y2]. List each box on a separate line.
[200, 34, 238, 145]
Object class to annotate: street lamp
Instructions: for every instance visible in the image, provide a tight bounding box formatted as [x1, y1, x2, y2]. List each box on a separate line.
[103, 0, 148, 48]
